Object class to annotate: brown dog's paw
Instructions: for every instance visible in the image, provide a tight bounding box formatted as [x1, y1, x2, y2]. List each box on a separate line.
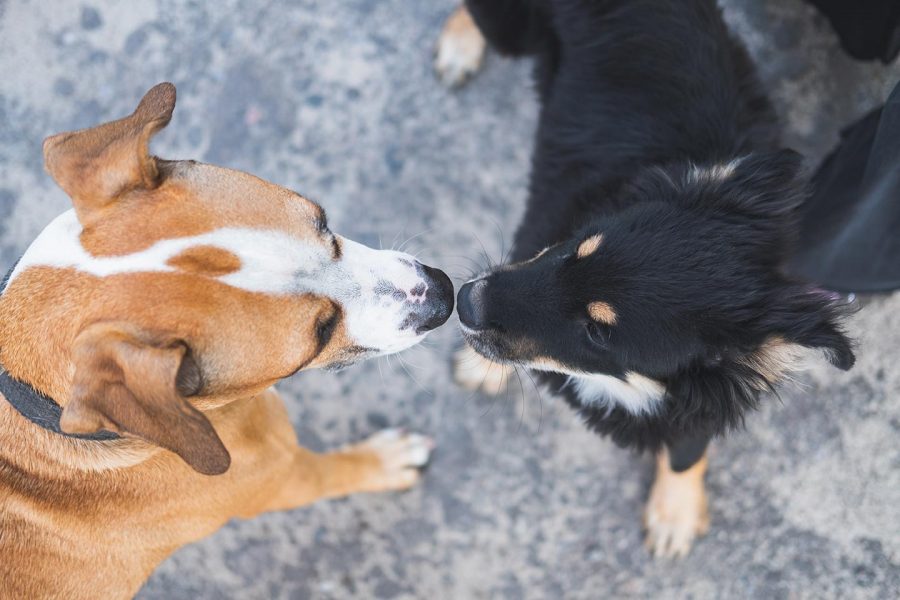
[453, 346, 512, 395]
[351, 428, 434, 491]
[435, 6, 486, 87]
[643, 454, 710, 558]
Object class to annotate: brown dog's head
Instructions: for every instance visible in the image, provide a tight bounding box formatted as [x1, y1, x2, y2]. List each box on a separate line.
[0, 83, 453, 474]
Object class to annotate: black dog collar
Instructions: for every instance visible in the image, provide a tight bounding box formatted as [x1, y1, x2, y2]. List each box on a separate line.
[0, 260, 119, 441]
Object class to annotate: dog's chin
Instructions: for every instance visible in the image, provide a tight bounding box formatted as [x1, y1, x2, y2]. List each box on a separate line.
[320, 334, 431, 372]
[322, 360, 357, 373]
[458, 325, 518, 364]
[382, 332, 430, 356]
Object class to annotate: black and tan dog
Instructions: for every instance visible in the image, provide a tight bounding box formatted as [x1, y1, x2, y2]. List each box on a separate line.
[438, 1, 855, 557]
[0, 83, 454, 598]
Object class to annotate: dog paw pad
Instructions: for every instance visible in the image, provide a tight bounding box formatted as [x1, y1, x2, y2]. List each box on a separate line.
[357, 429, 434, 491]
[643, 469, 709, 558]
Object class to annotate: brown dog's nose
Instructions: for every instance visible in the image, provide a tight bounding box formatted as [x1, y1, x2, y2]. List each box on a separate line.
[416, 264, 454, 333]
[457, 279, 488, 330]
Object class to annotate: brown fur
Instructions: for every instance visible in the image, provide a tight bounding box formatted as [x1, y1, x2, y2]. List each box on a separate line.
[434, 5, 487, 87]
[587, 301, 617, 325]
[644, 449, 710, 558]
[740, 335, 803, 386]
[0, 84, 428, 598]
[576, 234, 603, 258]
[167, 246, 242, 276]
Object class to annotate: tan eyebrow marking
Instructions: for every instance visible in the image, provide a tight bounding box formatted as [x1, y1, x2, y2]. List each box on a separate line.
[587, 301, 618, 325]
[166, 245, 242, 276]
[577, 234, 603, 259]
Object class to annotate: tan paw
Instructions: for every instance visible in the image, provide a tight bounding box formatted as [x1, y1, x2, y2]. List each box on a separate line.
[453, 345, 512, 395]
[434, 6, 486, 87]
[643, 454, 710, 558]
[352, 428, 434, 491]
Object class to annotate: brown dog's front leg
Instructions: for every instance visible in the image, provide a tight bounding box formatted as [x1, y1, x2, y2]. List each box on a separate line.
[262, 429, 434, 513]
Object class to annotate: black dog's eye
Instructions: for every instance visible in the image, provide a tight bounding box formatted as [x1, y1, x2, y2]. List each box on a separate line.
[585, 321, 609, 347]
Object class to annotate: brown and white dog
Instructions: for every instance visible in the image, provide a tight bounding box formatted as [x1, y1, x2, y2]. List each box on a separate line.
[0, 83, 454, 598]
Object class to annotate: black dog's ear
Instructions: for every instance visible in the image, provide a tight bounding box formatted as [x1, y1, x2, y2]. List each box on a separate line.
[716, 149, 807, 220]
[665, 284, 855, 436]
[763, 285, 856, 371]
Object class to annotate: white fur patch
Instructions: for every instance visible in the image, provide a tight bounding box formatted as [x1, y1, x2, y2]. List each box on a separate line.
[334, 238, 432, 354]
[9, 210, 325, 293]
[526, 357, 665, 415]
[568, 371, 666, 416]
[687, 158, 743, 184]
[9, 209, 432, 355]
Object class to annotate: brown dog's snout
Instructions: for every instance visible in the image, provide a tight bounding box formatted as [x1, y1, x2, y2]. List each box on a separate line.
[413, 264, 454, 333]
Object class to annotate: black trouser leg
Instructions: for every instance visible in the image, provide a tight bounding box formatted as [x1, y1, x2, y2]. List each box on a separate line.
[790, 80, 900, 292]
[803, 0, 900, 63]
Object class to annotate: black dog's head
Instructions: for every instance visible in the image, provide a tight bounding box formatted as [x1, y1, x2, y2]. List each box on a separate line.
[458, 150, 854, 422]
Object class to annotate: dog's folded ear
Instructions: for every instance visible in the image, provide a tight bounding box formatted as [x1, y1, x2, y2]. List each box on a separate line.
[716, 149, 807, 222]
[60, 322, 231, 476]
[42, 82, 176, 227]
[764, 285, 856, 371]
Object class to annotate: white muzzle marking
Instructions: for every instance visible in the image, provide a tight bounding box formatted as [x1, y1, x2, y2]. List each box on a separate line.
[10, 209, 432, 355]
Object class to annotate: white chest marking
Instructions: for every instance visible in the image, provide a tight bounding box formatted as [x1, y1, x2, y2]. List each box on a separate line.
[528, 356, 666, 416]
[568, 372, 665, 416]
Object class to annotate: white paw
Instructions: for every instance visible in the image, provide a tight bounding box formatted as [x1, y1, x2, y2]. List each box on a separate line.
[434, 6, 487, 88]
[453, 345, 512, 395]
[360, 428, 434, 490]
[643, 466, 710, 558]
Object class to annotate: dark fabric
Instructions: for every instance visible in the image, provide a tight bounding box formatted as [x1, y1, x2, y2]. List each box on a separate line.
[790, 81, 900, 292]
[0, 260, 119, 441]
[804, 0, 900, 63]
[667, 432, 711, 473]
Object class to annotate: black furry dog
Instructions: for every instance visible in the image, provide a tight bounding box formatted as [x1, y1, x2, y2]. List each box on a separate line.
[437, 0, 855, 556]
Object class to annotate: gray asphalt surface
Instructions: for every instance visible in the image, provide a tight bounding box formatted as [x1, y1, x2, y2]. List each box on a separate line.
[1, 1, 899, 598]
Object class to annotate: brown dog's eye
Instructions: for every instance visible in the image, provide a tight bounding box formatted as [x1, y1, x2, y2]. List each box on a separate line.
[313, 213, 329, 235]
[175, 345, 203, 396]
[315, 310, 339, 351]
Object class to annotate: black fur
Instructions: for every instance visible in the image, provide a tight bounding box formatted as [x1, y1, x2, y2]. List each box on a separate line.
[458, 0, 855, 456]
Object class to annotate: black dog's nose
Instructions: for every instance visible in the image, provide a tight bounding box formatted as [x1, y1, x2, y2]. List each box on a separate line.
[457, 279, 489, 330]
[417, 265, 454, 333]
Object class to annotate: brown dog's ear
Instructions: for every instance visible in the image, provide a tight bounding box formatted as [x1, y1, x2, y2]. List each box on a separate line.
[60, 323, 231, 475]
[42, 82, 176, 226]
